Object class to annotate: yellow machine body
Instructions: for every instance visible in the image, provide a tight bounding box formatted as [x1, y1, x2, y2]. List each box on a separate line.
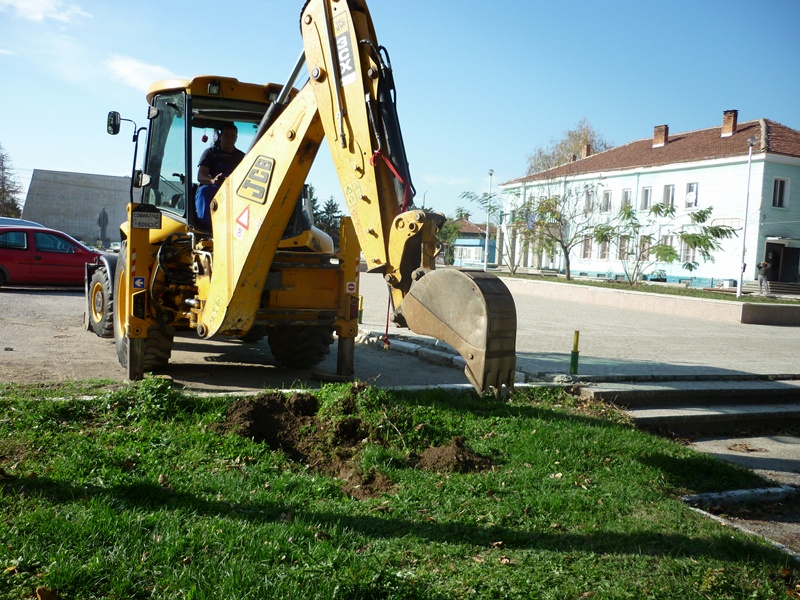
[91, 0, 517, 395]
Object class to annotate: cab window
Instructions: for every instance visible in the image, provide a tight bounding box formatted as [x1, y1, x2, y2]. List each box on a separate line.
[144, 92, 187, 218]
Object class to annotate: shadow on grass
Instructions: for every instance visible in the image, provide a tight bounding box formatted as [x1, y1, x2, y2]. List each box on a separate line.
[2, 474, 786, 564]
[638, 451, 771, 493]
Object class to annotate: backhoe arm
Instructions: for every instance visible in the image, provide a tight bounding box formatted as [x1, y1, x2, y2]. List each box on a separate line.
[198, 0, 517, 394]
[302, 0, 517, 394]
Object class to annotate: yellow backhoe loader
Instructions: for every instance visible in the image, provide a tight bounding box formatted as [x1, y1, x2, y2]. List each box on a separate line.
[85, 0, 517, 395]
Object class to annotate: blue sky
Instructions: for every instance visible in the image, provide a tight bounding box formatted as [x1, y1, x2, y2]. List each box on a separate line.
[2, 0, 799, 218]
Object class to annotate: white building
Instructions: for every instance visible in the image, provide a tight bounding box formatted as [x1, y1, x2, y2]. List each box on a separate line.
[500, 111, 800, 287]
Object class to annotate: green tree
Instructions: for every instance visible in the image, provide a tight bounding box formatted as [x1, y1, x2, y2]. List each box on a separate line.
[460, 188, 534, 274]
[0, 143, 23, 218]
[526, 118, 612, 175]
[436, 216, 461, 266]
[315, 196, 343, 248]
[478, 118, 612, 278]
[524, 181, 603, 279]
[593, 204, 737, 285]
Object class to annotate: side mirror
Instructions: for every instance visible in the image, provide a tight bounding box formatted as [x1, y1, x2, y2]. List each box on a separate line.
[107, 111, 121, 135]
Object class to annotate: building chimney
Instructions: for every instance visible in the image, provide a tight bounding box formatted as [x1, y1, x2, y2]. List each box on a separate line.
[581, 144, 592, 159]
[721, 109, 738, 137]
[653, 124, 669, 148]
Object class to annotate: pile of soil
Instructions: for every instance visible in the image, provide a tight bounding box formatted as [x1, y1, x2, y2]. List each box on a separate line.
[213, 387, 492, 498]
[414, 436, 493, 474]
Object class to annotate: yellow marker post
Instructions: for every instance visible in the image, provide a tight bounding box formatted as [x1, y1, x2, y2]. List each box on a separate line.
[570, 330, 580, 375]
[358, 295, 364, 324]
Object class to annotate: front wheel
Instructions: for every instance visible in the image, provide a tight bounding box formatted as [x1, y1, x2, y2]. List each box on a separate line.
[113, 241, 175, 379]
[113, 241, 143, 378]
[88, 267, 113, 338]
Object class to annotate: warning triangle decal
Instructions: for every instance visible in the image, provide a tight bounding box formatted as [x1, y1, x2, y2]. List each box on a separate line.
[236, 206, 250, 230]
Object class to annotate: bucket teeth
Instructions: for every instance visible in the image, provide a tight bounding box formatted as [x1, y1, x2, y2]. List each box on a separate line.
[397, 269, 517, 396]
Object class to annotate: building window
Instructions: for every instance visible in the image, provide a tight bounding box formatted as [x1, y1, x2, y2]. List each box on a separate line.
[685, 182, 699, 207]
[773, 178, 788, 208]
[618, 235, 630, 260]
[599, 239, 609, 260]
[681, 241, 696, 263]
[640, 235, 652, 258]
[621, 189, 632, 209]
[601, 190, 612, 212]
[582, 236, 592, 259]
[583, 189, 594, 214]
[663, 184, 675, 207]
[640, 187, 652, 210]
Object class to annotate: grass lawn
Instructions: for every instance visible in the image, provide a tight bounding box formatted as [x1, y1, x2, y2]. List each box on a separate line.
[1, 378, 797, 599]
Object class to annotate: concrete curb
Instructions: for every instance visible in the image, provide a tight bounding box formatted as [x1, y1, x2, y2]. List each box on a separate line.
[683, 485, 798, 506]
[357, 328, 527, 383]
[684, 505, 800, 563]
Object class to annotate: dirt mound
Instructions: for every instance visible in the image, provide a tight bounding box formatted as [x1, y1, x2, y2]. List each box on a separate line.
[415, 436, 493, 473]
[213, 392, 318, 461]
[214, 388, 493, 498]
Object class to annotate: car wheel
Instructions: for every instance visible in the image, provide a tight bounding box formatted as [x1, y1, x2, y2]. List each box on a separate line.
[88, 267, 113, 338]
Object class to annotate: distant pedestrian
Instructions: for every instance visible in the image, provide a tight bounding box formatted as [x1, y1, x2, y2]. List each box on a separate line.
[757, 260, 771, 294]
[97, 207, 109, 247]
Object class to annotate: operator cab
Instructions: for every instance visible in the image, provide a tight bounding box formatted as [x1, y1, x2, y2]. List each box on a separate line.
[142, 77, 276, 230]
[109, 76, 314, 235]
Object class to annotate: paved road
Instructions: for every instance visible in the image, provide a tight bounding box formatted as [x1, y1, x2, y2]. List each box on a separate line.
[359, 272, 800, 381]
[0, 286, 468, 393]
[3, 273, 798, 392]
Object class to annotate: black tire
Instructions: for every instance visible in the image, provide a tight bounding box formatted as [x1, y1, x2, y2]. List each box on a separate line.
[0, 269, 6, 288]
[113, 241, 175, 379]
[88, 267, 113, 338]
[267, 324, 335, 369]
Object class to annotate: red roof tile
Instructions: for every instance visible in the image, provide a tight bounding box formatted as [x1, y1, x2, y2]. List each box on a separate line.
[505, 119, 800, 185]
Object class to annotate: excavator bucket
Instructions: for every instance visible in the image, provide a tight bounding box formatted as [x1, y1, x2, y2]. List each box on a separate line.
[397, 269, 517, 396]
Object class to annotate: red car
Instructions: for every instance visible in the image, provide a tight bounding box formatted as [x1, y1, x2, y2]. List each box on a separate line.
[0, 225, 103, 287]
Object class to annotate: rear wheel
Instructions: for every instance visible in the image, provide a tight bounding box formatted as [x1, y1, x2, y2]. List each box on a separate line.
[267, 324, 335, 369]
[88, 267, 113, 338]
[113, 242, 175, 379]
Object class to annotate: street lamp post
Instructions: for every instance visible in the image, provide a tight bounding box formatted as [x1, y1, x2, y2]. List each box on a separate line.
[484, 169, 493, 271]
[736, 137, 758, 298]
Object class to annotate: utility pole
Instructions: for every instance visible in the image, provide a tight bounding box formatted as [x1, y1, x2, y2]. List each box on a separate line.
[736, 136, 757, 298]
[484, 169, 493, 271]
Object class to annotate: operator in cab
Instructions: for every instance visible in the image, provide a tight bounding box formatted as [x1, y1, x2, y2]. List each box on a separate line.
[195, 122, 245, 230]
